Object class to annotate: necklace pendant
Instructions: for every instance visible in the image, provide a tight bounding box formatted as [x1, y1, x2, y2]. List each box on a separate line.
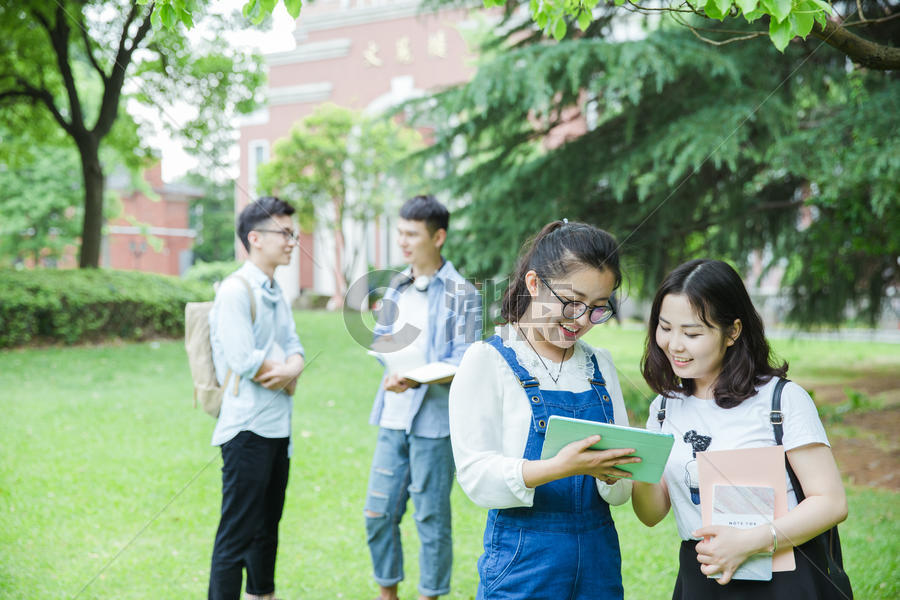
[517, 325, 567, 385]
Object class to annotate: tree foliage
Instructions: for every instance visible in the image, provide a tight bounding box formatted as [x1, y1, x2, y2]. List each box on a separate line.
[406, 9, 898, 325]
[144, 0, 306, 25]
[257, 103, 423, 305]
[151, 0, 899, 68]
[0, 144, 83, 267]
[180, 172, 237, 263]
[0, 112, 140, 268]
[504, 0, 900, 69]
[0, 1, 264, 267]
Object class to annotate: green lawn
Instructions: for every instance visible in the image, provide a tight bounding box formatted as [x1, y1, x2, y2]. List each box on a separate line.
[1, 311, 896, 599]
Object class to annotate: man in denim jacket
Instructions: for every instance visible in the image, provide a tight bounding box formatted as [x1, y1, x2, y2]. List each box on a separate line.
[208, 197, 305, 600]
[365, 195, 482, 600]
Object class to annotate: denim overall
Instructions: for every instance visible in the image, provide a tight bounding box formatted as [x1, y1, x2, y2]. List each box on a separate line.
[477, 335, 624, 600]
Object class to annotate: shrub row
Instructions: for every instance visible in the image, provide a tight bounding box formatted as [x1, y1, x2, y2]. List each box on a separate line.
[182, 259, 243, 286]
[0, 269, 214, 348]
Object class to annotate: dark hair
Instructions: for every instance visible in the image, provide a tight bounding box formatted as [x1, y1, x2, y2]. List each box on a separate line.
[640, 259, 787, 408]
[501, 221, 622, 323]
[399, 194, 449, 234]
[237, 196, 296, 251]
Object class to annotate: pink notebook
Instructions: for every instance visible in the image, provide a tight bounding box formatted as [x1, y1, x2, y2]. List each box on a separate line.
[697, 446, 796, 571]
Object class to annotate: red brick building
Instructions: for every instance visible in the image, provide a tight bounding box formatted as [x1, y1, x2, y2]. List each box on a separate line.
[21, 163, 198, 275]
[105, 163, 200, 276]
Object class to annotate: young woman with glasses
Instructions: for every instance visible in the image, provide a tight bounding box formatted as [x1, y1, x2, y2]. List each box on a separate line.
[449, 220, 639, 600]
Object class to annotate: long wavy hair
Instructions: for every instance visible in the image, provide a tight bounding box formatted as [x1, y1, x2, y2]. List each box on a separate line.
[640, 259, 787, 408]
[500, 221, 622, 323]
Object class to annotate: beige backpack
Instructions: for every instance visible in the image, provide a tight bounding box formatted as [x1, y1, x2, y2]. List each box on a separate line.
[184, 275, 256, 417]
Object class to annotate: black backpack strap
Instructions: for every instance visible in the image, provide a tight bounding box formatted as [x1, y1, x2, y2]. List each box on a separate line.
[773, 379, 850, 584]
[771, 377, 805, 502]
[657, 396, 667, 429]
[771, 377, 788, 445]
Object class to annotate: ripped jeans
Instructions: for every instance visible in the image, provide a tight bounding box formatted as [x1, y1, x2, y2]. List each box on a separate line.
[364, 428, 454, 597]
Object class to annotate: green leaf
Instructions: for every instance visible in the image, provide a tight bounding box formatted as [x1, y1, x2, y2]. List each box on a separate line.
[178, 7, 194, 29]
[791, 10, 814, 38]
[243, 0, 260, 21]
[553, 18, 567, 40]
[761, 0, 792, 22]
[159, 3, 176, 29]
[814, 11, 827, 27]
[284, 0, 303, 18]
[704, 0, 728, 20]
[614, 0, 626, 6]
[150, 5, 162, 29]
[769, 14, 793, 51]
[713, 0, 734, 15]
[743, 6, 767, 21]
[807, 0, 833, 13]
[735, 0, 758, 14]
[577, 10, 592, 31]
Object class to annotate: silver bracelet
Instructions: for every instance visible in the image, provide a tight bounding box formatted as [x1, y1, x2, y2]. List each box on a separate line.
[769, 524, 778, 554]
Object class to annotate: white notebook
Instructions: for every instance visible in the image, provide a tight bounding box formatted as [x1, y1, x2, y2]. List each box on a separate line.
[710, 484, 774, 581]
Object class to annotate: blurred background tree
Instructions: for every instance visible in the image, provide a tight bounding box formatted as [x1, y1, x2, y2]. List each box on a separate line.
[181, 172, 236, 264]
[0, 0, 263, 267]
[405, 1, 898, 325]
[7, 0, 896, 327]
[151, 0, 900, 68]
[258, 103, 423, 308]
[0, 143, 83, 268]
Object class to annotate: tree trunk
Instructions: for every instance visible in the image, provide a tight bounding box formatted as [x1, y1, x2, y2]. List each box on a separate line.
[77, 137, 104, 268]
[330, 196, 347, 309]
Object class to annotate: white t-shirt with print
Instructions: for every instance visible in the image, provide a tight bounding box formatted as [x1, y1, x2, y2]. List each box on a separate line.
[645, 378, 829, 541]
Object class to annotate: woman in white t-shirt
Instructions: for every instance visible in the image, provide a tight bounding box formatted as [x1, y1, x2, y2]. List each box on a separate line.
[631, 259, 848, 599]
[450, 220, 639, 600]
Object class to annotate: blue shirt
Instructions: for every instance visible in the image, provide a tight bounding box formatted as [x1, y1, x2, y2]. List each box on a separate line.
[369, 260, 482, 437]
[209, 262, 304, 451]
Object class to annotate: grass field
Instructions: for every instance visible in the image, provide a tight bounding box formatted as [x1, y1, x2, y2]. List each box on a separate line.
[1, 311, 897, 599]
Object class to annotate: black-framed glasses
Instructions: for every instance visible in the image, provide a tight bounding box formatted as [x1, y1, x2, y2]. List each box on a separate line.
[254, 228, 298, 243]
[537, 274, 615, 324]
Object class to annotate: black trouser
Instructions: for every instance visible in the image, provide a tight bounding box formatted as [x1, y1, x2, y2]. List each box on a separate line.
[209, 431, 290, 600]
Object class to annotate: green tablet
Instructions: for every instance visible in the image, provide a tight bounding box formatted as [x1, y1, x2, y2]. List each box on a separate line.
[540, 415, 675, 483]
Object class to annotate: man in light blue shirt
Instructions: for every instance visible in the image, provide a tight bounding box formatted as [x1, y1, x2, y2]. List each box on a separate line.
[365, 195, 482, 600]
[208, 197, 305, 600]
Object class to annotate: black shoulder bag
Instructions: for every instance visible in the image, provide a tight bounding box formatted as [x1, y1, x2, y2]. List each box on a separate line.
[772, 378, 853, 600]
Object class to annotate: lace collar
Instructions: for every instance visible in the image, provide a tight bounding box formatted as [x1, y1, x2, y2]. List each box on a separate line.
[494, 325, 595, 387]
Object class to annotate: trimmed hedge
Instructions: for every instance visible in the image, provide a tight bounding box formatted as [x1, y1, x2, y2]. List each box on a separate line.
[0, 269, 214, 348]
[183, 259, 243, 286]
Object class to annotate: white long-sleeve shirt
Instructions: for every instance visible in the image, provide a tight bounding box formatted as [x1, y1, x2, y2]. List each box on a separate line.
[449, 326, 632, 509]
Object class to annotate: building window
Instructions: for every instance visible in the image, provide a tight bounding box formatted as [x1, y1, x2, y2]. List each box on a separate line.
[247, 140, 270, 200]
